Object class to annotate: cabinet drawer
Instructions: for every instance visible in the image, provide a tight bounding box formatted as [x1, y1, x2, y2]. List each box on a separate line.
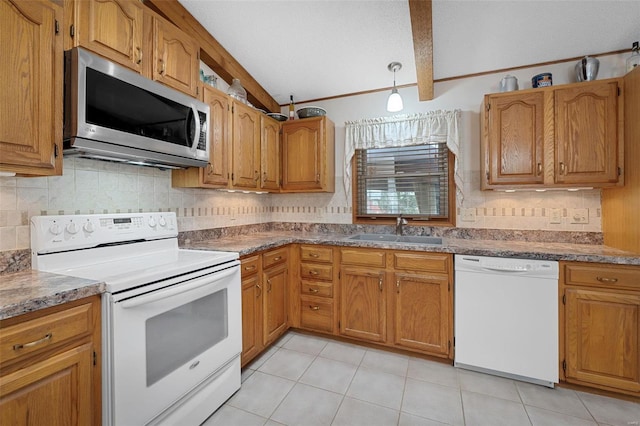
[564, 263, 640, 291]
[300, 297, 333, 333]
[300, 245, 333, 263]
[241, 255, 259, 277]
[262, 247, 288, 269]
[0, 303, 94, 364]
[301, 280, 333, 298]
[300, 263, 333, 281]
[341, 249, 386, 267]
[394, 252, 450, 273]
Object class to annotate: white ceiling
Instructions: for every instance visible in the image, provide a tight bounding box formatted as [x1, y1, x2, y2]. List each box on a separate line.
[179, 0, 640, 105]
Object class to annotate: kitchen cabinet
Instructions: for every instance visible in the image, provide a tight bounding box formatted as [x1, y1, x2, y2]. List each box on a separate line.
[281, 116, 335, 192]
[240, 247, 289, 366]
[67, 0, 199, 96]
[261, 115, 281, 191]
[298, 245, 336, 334]
[0, 296, 101, 426]
[561, 262, 640, 396]
[482, 78, 623, 189]
[231, 101, 261, 190]
[0, 0, 63, 176]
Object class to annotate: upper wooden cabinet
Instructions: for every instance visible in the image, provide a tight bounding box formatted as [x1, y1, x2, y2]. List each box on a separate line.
[281, 116, 335, 192]
[482, 78, 623, 189]
[0, 0, 63, 176]
[231, 101, 261, 190]
[261, 115, 281, 191]
[67, 0, 199, 96]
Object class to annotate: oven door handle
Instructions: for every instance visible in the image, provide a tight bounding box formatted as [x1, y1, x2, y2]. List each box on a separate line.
[119, 267, 237, 309]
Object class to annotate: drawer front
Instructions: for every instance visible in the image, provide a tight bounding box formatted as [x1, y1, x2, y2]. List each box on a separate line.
[262, 247, 288, 269]
[394, 252, 450, 273]
[300, 245, 333, 263]
[300, 297, 333, 333]
[564, 263, 640, 291]
[241, 255, 259, 277]
[301, 280, 333, 298]
[0, 303, 94, 364]
[300, 263, 333, 281]
[340, 248, 386, 267]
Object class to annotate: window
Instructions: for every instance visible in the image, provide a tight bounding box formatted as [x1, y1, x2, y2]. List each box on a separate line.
[354, 143, 454, 224]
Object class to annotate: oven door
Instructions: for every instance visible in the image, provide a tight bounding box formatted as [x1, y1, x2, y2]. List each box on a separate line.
[106, 264, 241, 426]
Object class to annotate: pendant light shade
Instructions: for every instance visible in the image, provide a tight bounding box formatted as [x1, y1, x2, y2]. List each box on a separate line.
[386, 62, 403, 112]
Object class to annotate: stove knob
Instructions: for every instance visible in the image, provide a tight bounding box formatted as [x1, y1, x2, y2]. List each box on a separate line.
[66, 222, 79, 234]
[83, 221, 95, 233]
[148, 217, 157, 228]
[49, 223, 62, 235]
[159, 216, 167, 227]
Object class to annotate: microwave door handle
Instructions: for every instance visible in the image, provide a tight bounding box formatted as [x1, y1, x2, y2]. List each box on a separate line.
[119, 267, 237, 309]
[189, 104, 201, 153]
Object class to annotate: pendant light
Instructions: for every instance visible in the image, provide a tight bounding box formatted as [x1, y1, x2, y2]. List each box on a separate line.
[386, 62, 403, 112]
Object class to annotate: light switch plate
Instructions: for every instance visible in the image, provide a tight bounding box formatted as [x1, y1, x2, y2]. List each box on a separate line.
[549, 208, 562, 224]
[461, 208, 476, 222]
[570, 208, 589, 224]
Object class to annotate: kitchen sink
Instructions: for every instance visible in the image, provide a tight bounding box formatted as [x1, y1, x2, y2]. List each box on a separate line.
[346, 234, 442, 245]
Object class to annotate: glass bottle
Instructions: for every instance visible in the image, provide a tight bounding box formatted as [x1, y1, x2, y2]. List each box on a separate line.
[289, 95, 295, 120]
[227, 78, 247, 104]
[627, 41, 640, 73]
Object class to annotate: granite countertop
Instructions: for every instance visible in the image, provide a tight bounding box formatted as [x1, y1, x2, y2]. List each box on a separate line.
[0, 271, 104, 321]
[183, 231, 640, 266]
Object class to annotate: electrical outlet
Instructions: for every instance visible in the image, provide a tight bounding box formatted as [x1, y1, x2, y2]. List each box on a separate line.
[549, 208, 562, 224]
[570, 208, 589, 224]
[461, 208, 476, 222]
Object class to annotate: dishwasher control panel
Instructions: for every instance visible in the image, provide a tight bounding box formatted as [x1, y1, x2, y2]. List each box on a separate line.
[455, 255, 558, 278]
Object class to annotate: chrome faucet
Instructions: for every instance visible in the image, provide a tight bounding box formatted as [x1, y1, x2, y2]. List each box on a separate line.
[395, 216, 408, 236]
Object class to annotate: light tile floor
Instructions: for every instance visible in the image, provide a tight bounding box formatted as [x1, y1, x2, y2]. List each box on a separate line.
[203, 331, 640, 426]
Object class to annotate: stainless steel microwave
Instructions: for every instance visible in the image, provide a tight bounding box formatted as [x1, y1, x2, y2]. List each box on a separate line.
[64, 47, 210, 169]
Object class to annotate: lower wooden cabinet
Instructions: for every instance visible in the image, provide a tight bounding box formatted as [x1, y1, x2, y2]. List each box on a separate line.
[561, 262, 640, 396]
[240, 247, 289, 367]
[297, 245, 337, 334]
[0, 295, 101, 426]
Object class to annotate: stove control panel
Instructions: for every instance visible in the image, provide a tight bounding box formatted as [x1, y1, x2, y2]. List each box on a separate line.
[31, 212, 178, 254]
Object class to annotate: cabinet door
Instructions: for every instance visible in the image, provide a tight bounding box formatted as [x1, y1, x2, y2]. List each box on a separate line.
[261, 116, 281, 191]
[263, 263, 288, 345]
[76, 0, 143, 72]
[152, 17, 199, 97]
[1, 0, 63, 176]
[231, 102, 261, 190]
[485, 92, 544, 186]
[202, 87, 230, 187]
[393, 273, 450, 356]
[241, 272, 263, 366]
[339, 267, 386, 343]
[282, 119, 323, 190]
[555, 81, 619, 184]
[0, 343, 94, 426]
[565, 287, 640, 393]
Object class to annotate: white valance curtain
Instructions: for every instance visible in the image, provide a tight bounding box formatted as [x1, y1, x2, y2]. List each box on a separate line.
[344, 110, 463, 201]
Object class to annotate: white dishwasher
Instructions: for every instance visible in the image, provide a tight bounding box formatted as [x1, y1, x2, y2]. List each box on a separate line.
[454, 254, 559, 387]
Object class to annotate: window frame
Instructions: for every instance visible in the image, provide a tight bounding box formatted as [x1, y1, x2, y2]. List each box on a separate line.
[351, 148, 456, 227]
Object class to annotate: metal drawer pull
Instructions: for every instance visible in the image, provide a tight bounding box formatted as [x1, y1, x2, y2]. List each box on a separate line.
[309, 305, 320, 311]
[596, 276, 618, 283]
[13, 333, 52, 350]
[309, 253, 320, 258]
[244, 265, 256, 271]
[309, 270, 319, 276]
[559, 162, 566, 175]
[308, 287, 319, 293]
[537, 162, 542, 175]
[267, 279, 272, 292]
[135, 47, 142, 64]
[273, 256, 282, 261]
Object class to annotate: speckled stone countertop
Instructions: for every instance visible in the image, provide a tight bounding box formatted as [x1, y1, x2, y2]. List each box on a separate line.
[183, 231, 640, 266]
[0, 271, 104, 321]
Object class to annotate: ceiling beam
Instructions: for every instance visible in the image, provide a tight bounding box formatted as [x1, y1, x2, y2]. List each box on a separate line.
[408, 0, 434, 101]
[144, 0, 280, 112]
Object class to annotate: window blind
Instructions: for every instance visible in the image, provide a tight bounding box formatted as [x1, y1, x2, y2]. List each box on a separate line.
[355, 143, 449, 219]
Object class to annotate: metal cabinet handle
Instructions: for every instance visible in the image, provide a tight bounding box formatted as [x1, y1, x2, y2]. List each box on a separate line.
[378, 276, 383, 292]
[267, 279, 272, 292]
[596, 276, 618, 283]
[13, 333, 52, 351]
[537, 162, 543, 175]
[559, 162, 565, 175]
[255, 171, 260, 182]
[263, 171, 267, 182]
[309, 253, 320, 258]
[308, 287, 319, 293]
[309, 305, 320, 311]
[256, 283, 262, 297]
[158, 59, 165, 74]
[316, 173, 320, 183]
[396, 279, 401, 293]
[136, 47, 142, 64]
